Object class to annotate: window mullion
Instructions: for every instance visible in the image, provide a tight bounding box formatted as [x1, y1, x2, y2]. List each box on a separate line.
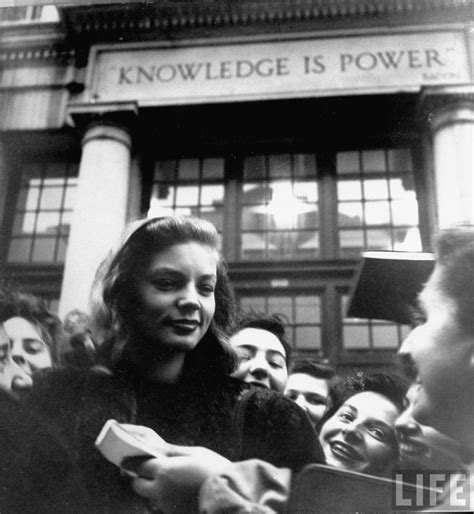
[222, 154, 241, 262]
[318, 152, 338, 259]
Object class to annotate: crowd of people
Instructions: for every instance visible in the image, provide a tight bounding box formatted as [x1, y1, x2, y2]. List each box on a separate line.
[0, 215, 473, 513]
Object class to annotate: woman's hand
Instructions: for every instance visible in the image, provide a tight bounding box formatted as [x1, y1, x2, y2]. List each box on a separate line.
[122, 445, 232, 513]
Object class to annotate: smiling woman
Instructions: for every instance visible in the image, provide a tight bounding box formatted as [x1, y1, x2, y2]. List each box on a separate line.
[318, 373, 406, 477]
[23, 216, 324, 513]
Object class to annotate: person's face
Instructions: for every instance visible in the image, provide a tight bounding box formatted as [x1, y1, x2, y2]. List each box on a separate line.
[398, 266, 474, 442]
[133, 242, 218, 356]
[396, 385, 465, 470]
[230, 328, 288, 393]
[4, 316, 53, 374]
[285, 373, 329, 427]
[0, 324, 33, 397]
[319, 391, 400, 476]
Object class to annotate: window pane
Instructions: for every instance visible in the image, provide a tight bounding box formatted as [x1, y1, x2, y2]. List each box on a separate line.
[36, 212, 61, 234]
[200, 185, 224, 205]
[241, 232, 266, 257]
[244, 155, 266, 180]
[16, 187, 39, 210]
[241, 206, 266, 231]
[151, 184, 175, 208]
[343, 325, 370, 349]
[363, 180, 389, 200]
[154, 160, 176, 181]
[338, 180, 362, 200]
[297, 210, 319, 230]
[240, 296, 266, 311]
[294, 181, 318, 203]
[362, 150, 385, 172]
[295, 296, 320, 323]
[388, 149, 413, 172]
[269, 154, 291, 179]
[178, 159, 199, 180]
[294, 154, 317, 178]
[338, 203, 363, 226]
[296, 326, 321, 349]
[175, 185, 199, 205]
[199, 206, 223, 231]
[392, 198, 419, 226]
[40, 187, 63, 209]
[7, 238, 32, 262]
[366, 228, 392, 249]
[337, 152, 359, 174]
[372, 324, 399, 349]
[340, 229, 364, 251]
[297, 231, 319, 256]
[31, 237, 56, 262]
[242, 183, 271, 205]
[267, 297, 293, 322]
[365, 202, 391, 225]
[202, 158, 224, 180]
[12, 212, 36, 235]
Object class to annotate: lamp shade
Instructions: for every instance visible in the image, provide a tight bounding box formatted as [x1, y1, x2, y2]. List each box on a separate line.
[346, 251, 435, 325]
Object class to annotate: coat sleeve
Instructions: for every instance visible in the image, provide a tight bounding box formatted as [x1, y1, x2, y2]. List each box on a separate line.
[237, 389, 325, 473]
[199, 459, 292, 514]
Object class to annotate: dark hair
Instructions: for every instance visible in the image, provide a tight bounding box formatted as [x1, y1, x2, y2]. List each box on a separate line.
[433, 226, 474, 334]
[90, 216, 238, 377]
[0, 289, 62, 364]
[232, 310, 292, 365]
[318, 372, 407, 432]
[290, 358, 335, 380]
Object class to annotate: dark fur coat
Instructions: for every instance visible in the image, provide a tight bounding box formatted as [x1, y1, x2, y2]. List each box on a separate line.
[23, 368, 323, 513]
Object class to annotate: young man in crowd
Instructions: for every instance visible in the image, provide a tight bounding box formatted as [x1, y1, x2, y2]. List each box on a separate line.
[398, 226, 474, 510]
[229, 312, 291, 393]
[285, 358, 336, 429]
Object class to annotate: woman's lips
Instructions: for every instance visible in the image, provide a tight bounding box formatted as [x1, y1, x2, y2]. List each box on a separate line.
[168, 319, 200, 333]
[329, 440, 363, 462]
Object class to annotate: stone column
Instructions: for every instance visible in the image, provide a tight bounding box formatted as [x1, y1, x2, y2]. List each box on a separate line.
[424, 88, 474, 229]
[58, 122, 132, 317]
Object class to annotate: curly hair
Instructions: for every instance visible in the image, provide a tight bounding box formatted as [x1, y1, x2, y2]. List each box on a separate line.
[317, 371, 407, 433]
[0, 290, 62, 364]
[90, 216, 238, 377]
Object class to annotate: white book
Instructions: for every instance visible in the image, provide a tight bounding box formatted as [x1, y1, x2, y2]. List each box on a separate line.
[95, 419, 169, 468]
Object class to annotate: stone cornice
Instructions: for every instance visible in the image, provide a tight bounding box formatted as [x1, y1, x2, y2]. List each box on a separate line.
[0, 46, 74, 64]
[0, 23, 73, 64]
[62, 0, 474, 36]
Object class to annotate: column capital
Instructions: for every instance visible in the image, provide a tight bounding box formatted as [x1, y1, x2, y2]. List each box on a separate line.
[418, 85, 474, 133]
[82, 122, 132, 149]
[66, 100, 138, 129]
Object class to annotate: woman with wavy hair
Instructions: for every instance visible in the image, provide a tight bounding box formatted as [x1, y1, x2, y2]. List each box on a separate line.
[24, 216, 323, 513]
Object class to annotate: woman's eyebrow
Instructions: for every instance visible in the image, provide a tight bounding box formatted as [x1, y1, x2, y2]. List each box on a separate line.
[200, 273, 217, 281]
